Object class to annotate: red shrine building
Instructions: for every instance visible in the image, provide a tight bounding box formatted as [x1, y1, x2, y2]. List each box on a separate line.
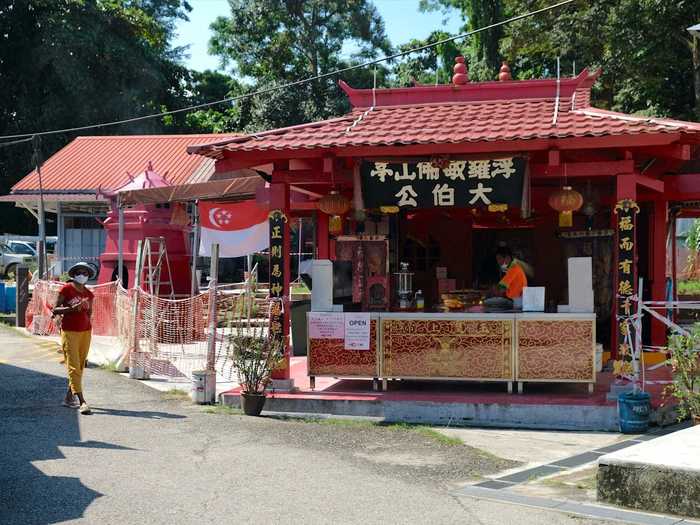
[97, 162, 192, 295]
[188, 58, 700, 391]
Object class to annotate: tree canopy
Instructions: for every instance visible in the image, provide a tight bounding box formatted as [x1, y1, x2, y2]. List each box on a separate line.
[207, 0, 392, 130]
[0, 0, 195, 233]
[424, 0, 699, 120]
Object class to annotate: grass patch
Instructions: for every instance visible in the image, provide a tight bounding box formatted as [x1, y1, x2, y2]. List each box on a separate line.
[413, 427, 463, 446]
[678, 280, 700, 296]
[203, 404, 242, 415]
[98, 362, 120, 373]
[285, 417, 465, 446]
[302, 417, 375, 428]
[162, 388, 190, 400]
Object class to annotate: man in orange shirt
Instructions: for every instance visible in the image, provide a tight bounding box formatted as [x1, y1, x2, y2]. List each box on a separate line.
[494, 246, 528, 306]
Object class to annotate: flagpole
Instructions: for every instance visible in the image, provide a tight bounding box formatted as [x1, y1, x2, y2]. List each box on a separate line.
[191, 201, 200, 297]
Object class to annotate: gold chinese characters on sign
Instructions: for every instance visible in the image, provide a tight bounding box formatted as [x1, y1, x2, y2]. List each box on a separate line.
[360, 158, 526, 210]
[613, 199, 639, 378]
[268, 210, 287, 352]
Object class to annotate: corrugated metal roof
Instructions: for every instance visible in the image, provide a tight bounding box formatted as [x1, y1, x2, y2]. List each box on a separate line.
[0, 193, 106, 203]
[12, 134, 237, 192]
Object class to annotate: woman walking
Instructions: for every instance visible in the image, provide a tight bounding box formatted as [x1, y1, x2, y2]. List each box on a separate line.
[52, 262, 95, 414]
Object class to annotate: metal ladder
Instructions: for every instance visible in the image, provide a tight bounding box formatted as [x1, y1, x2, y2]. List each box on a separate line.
[136, 236, 175, 299]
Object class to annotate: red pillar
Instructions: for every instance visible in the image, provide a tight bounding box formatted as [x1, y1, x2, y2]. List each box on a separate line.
[270, 181, 291, 380]
[316, 211, 329, 259]
[651, 198, 668, 346]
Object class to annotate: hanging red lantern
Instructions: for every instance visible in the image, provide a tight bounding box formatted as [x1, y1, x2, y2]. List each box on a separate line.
[319, 190, 351, 236]
[548, 186, 583, 227]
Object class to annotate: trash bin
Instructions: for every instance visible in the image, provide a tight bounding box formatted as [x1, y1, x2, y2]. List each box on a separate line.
[0, 282, 5, 313]
[618, 391, 651, 434]
[5, 285, 16, 313]
[291, 300, 311, 356]
[192, 369, 216, 404]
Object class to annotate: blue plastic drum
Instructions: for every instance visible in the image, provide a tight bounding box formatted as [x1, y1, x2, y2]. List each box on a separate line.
[618, 391, 651, 434]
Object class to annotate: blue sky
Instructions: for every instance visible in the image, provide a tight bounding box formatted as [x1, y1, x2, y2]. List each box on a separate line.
[173, 0, 463, 72]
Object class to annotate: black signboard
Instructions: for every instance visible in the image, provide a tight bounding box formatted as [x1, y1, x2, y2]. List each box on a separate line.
[360, 158, 526, 210]
[268, 210, 286, 348]
[613, 199, 639, 380]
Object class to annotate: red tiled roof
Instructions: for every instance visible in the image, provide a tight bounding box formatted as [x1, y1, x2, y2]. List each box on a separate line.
[12, 134, 237, 192]
[188, 71, 700, 158]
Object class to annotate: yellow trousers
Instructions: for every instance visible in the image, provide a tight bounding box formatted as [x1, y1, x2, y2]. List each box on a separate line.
[61, 330, 91, 394]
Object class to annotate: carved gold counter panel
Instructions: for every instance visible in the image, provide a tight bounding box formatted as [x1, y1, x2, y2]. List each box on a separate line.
[516, 317, 595, 383]
[380, 316, 514, 380]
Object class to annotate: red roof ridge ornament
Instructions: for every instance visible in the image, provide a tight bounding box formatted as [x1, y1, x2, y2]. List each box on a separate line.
[452, 56, 469, 85]
[498, 62, 512, 81]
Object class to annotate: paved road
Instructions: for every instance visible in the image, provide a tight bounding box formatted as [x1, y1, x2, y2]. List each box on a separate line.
[0, 326, 630, 525]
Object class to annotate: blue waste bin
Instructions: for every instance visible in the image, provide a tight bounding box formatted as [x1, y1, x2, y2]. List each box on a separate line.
[618, 391, 651, 434]
[0, 283, 5, 313]
[4, 285, 16, 314]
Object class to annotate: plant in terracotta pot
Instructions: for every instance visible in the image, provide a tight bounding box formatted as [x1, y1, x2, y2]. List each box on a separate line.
[225, 297, 283, 416]
[665, 325, 700, 425]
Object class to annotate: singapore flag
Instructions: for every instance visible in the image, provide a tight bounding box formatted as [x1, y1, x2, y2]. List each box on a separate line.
[198, 200, 269, 257]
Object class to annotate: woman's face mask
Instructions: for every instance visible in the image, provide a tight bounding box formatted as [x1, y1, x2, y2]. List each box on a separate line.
[73, 274, 89, 285]
[500, 264, 508, 271]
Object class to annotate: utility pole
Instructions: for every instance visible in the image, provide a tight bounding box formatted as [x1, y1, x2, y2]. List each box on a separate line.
[31, 135, 47, 279]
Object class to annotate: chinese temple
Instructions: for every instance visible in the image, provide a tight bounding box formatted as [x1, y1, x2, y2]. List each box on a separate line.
[183, 58, 700, 428]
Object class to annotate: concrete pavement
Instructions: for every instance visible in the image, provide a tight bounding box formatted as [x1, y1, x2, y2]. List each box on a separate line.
[0, 325, 639, 524]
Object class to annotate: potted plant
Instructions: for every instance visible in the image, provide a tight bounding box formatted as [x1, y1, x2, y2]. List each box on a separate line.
[665, 325, 700, 425]
[225, 297, 283, 416]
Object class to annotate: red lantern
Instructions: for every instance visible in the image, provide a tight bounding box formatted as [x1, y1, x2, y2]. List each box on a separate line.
[319, 191, 351, 236]
[548, 186, 583, 227]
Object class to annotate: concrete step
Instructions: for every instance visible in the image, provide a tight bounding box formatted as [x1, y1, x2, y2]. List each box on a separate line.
[597, 423, 700, 518]
[605, 382, 635, 401]
[221, 391, 619, 431]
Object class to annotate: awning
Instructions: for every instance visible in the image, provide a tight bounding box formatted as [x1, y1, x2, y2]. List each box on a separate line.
[118, 175, 265, 206]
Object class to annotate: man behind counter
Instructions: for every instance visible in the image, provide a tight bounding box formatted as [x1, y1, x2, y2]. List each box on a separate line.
[490, 246, 528, 308]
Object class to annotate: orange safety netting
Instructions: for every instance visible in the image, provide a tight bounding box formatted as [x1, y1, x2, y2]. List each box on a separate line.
[118, 288, 271, 380]
[27, 280, 270, 382]
[26, 280, 118, 337]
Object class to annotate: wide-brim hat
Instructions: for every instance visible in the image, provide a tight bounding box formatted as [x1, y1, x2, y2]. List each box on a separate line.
[67, 262, 96, 279]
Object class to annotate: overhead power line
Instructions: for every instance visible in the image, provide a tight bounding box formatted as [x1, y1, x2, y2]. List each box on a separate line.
[0, 0, 577, 143]
[0, 137, 33, 149]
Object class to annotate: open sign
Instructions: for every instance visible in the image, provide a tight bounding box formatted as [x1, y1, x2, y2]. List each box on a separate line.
[344, 313, 371, 350]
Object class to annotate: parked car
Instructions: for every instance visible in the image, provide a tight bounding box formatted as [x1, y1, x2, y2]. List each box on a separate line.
[0, 243, 35, 278]
[7, 241, 37, 256]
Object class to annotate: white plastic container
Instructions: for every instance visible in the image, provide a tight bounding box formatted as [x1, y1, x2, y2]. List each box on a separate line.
[191, 370, 216, 404]
[595, 344, 604, 373]
[128, 351, 150, 380]
[522, 287, 545, 311]
[311, 259, 333, 312]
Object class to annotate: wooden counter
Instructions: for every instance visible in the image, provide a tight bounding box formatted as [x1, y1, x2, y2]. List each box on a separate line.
[307, 311, 596, 393]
